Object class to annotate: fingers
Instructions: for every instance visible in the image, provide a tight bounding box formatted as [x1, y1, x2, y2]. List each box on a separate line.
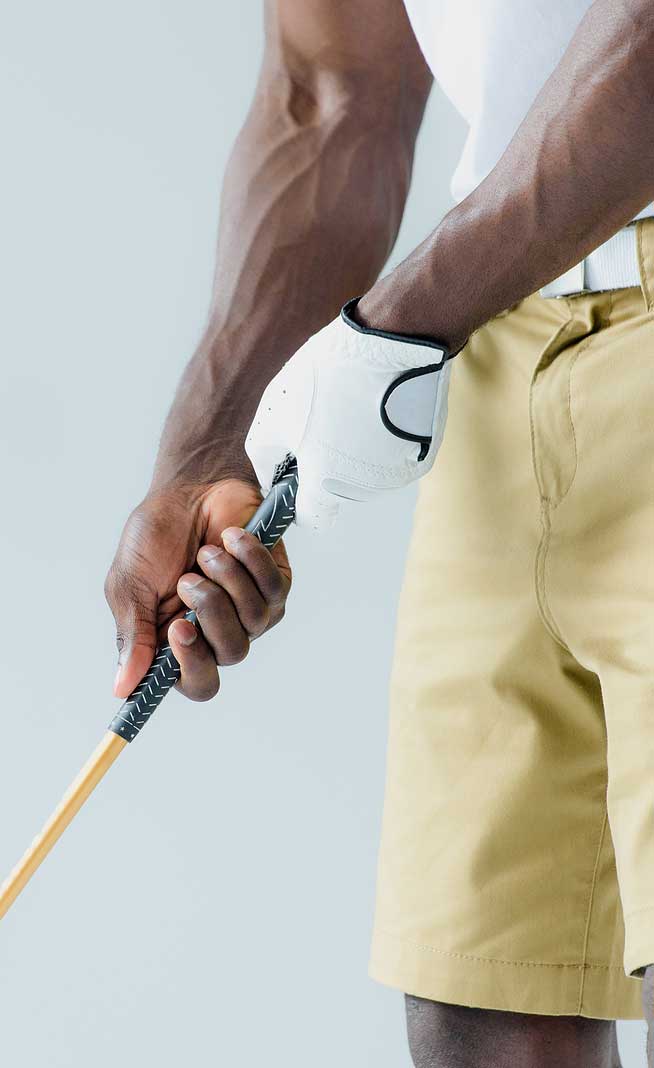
[175, 527, 290, 662]
[177, 575, 251, 666]
[196, 544, 271, 636]
[104, 568, 158, 700]
[168, 618, 220, 702]
[220, 528, 290, 622]
[107, 522, 291, 707]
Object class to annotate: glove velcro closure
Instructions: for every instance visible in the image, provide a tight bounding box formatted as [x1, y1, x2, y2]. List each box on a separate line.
[340, 296, 458, 461]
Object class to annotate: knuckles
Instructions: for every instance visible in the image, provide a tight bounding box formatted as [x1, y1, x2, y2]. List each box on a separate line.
[103, 563, 122, 607]
[263, 567, 286, 605]
[233, 537, 288, 595]
[189, 585, 251, 665]
[217, 639, 250, 667]
[176, 670, 221, 703]
[104, 562, 141, 616]
[190, 676, 221, 702]
[246, 603, 271, 638]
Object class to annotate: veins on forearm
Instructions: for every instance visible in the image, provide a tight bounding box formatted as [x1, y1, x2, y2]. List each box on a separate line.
[360, 0, 654, 349]
[152, 70, 427, 491]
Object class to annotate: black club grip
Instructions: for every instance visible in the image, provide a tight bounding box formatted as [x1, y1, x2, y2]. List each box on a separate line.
[108, 455, 298, 742]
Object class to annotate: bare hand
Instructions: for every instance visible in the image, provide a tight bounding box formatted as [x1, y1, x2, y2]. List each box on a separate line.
[105, 479, 291, 702]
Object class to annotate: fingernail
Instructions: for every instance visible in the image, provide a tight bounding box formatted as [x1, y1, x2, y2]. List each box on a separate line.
[113, 666, 122, 696]
[179, 575, 203, 591]
[198, 545, 222, 564]
[172, 620, 197, 647]
[222, 527, 244, 548]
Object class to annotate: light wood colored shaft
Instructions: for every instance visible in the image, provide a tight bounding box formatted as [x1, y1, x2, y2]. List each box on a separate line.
[0, 731, 127, 920]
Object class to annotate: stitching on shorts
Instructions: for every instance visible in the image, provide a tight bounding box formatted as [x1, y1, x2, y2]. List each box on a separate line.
[534, 325, 601, 647]
[528, 314, 575, 502]
[376, 927, 624, 971]
[528, 312, 576, 651]
[637, 222, 653, 311]
[534, 504, 569, 651]
[577, 807, 609, 1013]
[550, 333, 595, 511]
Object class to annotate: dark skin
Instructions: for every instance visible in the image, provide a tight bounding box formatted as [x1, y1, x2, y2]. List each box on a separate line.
[405, 997, 623, 1068]
[105, 0, 654, 1061]
[357, 0, 654, 350]
[106, 0, 430, 701]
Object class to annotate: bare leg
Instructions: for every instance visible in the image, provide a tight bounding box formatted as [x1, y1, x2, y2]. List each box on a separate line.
[642, 964, 654, 1068]
[609, 1023, 621, 1068]
[406, 995, 621, 1068]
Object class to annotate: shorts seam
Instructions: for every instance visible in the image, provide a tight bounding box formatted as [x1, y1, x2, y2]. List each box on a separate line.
[636, 221, 654, 311]
[528, 314, 575, 502]
[528, 312, 576, 649]
[534, 501, 569, 651]
[577, 806, 609, 1013]
[550, 333, 594, 511]
[375, 928, 624, 971]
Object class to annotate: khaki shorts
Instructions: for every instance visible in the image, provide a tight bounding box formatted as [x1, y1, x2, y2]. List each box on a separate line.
[370, 220, 654, 1020]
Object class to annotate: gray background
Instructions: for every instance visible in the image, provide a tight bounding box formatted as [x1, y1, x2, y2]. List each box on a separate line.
[0, 2, 646, 1064]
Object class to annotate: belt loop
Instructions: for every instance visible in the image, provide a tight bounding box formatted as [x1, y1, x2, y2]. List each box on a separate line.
[635, 219, 654, 311]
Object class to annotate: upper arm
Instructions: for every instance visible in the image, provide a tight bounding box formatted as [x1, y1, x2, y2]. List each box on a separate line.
[262, 0, 432, 121]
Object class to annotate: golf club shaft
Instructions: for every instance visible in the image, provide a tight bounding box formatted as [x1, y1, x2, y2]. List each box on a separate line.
[0, 457, 298, 920]
[0, 732, 126, 920]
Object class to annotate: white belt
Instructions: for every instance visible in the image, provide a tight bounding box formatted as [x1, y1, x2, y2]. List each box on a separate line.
[539, 225, 640, 298]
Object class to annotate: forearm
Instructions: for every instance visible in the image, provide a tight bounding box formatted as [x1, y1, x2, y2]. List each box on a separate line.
[359, 0, 654, 349]
[152, 66, 428, 490]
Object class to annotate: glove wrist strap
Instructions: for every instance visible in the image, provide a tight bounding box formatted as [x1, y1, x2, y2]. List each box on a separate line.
[341, 296, 459, 463]
[340, 296, 458, 361]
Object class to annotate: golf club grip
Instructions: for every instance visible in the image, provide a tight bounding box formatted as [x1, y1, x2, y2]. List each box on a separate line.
[107, 458, 298, 742]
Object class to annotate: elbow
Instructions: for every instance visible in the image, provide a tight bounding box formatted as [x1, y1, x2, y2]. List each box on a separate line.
[283, 70, 337, 128]
[260, 46, 427, 138]
[623, 0, 654, 54]
[260, 62, 379, 131]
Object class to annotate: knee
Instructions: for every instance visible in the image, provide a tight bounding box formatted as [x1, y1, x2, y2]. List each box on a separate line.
[404, 993, 617, 1068]
[405, 995, 458, 1068]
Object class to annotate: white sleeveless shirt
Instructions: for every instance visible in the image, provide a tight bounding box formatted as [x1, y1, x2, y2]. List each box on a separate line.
[403, 0, 654, 220]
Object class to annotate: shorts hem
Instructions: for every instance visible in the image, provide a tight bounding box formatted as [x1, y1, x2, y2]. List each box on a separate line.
[624, 907, 654, 978]
[370, 928, 644, 1020]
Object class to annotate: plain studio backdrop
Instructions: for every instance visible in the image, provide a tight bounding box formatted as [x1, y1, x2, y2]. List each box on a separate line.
[0, 2, 646, 1065]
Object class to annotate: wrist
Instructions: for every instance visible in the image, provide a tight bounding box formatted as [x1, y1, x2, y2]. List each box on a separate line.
[357, 192, 522, 353]
[356, 255, 470, 356]
[150, 443, 256, 497]
[151, 332, 267, 492]
[144, 474, 259, 530]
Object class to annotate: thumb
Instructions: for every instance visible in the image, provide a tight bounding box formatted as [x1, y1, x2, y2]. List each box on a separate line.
[105, 573, 158, 700]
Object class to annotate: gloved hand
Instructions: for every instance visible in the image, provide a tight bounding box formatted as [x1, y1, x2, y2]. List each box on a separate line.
[245, 297, 458, 531]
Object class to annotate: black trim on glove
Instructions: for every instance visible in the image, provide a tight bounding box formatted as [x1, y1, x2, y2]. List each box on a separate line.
[380, 366, 443, 461]
[340, 296, 458, 359]
[341, 296, 460, 463]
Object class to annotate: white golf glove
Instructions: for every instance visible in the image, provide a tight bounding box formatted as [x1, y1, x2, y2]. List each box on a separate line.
[245, 297, 458, 531]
